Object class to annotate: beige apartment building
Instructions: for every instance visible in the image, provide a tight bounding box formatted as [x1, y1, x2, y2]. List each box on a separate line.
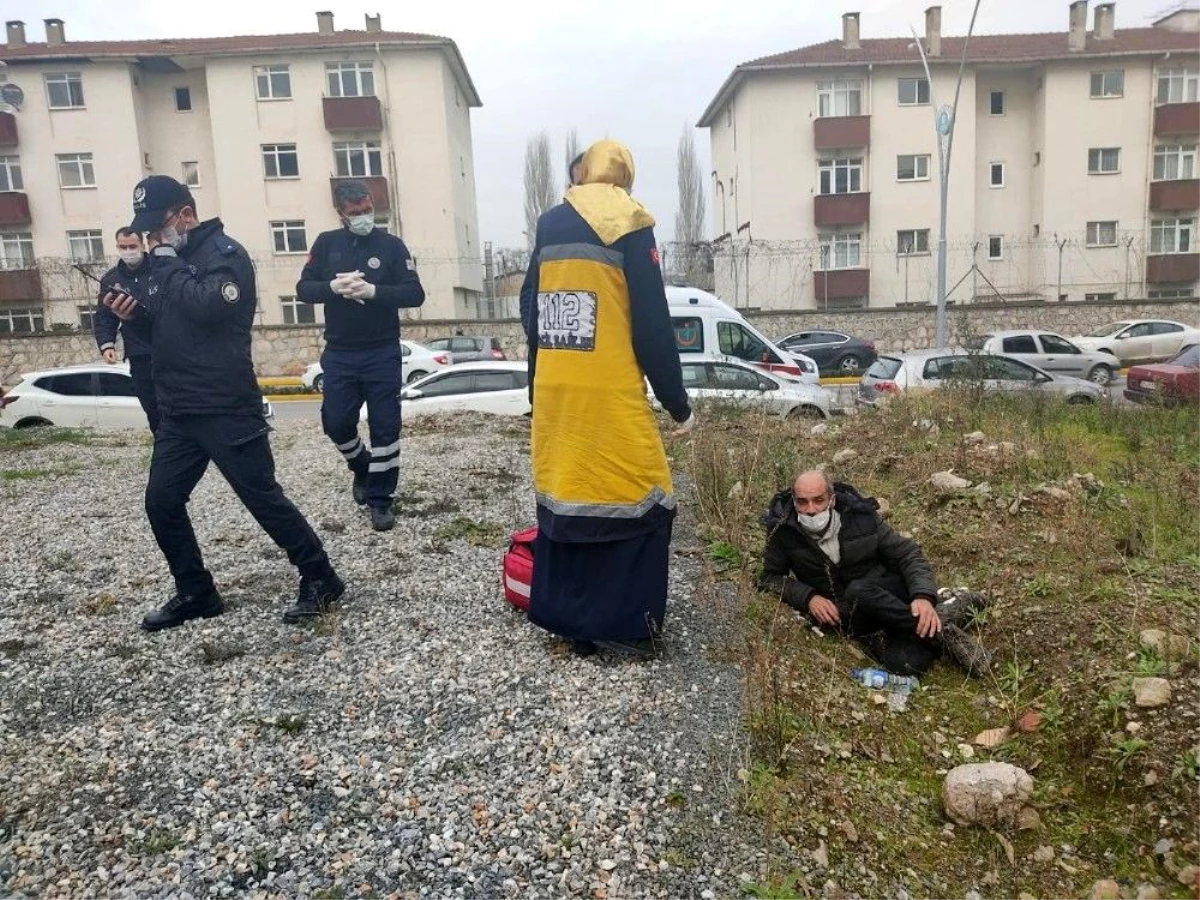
[698, 2, 1200, 311]
[0, 11, 483, 333]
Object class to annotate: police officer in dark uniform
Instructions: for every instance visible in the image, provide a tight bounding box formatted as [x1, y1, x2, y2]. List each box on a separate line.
[103, 175, 344, 629]
[94, 227, 158, 432]
[296, 180, 425, 532]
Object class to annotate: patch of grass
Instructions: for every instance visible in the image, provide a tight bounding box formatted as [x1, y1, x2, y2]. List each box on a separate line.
[433, 516, 505, 548]
[0, 637, 35, 657]
[0, 428, 101, 449]
[134, 828, 179, 856]
[708, 540, 743, 566]
[1134, 646, 1166, 677]
[268, 714, 306, 735]
[314, 610, 341, 637]
[1, 468, 56, 481]
[742, 872, 808, 899]
[81, 593, 118, 616]
[200, 640, 245, 665]
[313, 889, 346, 900]
[110, 643, 138, 661]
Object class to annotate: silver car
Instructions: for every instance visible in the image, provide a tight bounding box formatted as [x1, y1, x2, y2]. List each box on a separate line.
[858, 349, 1108, 406]
[973, 330, 1117, 385]
[651, 356, 832, 419]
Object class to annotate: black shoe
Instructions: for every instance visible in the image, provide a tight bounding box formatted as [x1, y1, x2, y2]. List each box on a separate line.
[141, 589, 224, 632]
[595, 638, 658, 660]
[352, 472, 368, 506]
[571, 640, 598, 657]
[936, 587, 991, 628]
[282, 573, 346, 624]
[937, 623, 993, 676]
[370, 506, 396, 532]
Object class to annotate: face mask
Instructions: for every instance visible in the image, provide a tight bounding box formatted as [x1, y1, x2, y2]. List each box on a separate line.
[159, 225, 187, 251]
[346, 214, 375, 236]
[797, 509, 832, 532]
[119, 249, 145, 267]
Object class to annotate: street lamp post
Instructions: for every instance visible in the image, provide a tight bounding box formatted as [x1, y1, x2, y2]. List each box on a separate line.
[911, 0, 983, 348]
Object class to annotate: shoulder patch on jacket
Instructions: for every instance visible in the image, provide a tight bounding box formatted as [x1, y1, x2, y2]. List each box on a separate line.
[221, 282, 241, 303]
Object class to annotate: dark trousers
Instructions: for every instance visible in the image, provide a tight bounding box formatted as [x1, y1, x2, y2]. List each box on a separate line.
[145, 413, 332, 596]
[128, 354, 160, 434]
[320, 346, 402, 510]
[837, 573, 939, 676]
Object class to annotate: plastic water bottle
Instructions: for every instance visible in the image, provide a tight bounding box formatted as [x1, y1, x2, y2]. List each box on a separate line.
[850, 667, 919, 693]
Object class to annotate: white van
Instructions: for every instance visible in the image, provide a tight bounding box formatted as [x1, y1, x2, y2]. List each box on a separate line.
[665, 286, 815, 383]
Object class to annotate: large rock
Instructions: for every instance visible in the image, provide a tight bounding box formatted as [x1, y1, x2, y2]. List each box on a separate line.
[942, 762, 1034, 827]
[1132, 677, 1172, 708]
[931, 471, 971, 495]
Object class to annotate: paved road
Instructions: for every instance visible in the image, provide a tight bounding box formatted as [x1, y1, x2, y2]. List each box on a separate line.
[270, 399, 321, 422]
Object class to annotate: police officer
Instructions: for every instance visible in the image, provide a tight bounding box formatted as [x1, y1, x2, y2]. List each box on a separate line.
[94, 227, 158, 432]
[296, 181, 425, 532]
[103, 175, 344, 629]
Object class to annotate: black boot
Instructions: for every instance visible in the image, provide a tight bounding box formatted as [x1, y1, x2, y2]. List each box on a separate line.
[352, 471, 368, 506]
[935, 587, 991, 628]
[282, 573, 346, 624]
[370, 506, 396, 532]
[141, 589, 224, 632]
[595, 637, 659, 660]
[937, 623, 993, 676]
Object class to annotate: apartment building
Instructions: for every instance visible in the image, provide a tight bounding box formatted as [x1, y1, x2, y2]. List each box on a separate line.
[0, 11, 483, 333]
[698, 2, 1200, 311]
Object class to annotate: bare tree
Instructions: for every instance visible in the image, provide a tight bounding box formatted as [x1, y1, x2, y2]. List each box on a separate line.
[674, 124, 707, 285]
[564, 128, 581, 184]
[523, 132, 557, 247]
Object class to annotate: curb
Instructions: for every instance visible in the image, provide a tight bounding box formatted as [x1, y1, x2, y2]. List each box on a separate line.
[265, 393, 321, 402]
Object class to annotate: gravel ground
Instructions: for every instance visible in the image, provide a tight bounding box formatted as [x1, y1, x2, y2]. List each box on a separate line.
[0, 416, 764, 899]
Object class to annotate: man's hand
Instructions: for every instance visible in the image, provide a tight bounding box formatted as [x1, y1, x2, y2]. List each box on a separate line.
[102, 291, 139, 321]
[808, 595, 841, 627]
[671, 411, 697, 437]
[911, 597, 942, 639]
[345, 280, 376, 301]
[102, 348, 117, 364]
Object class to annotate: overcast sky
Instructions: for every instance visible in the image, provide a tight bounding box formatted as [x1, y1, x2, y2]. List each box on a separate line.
[5, 0, 1178, 248]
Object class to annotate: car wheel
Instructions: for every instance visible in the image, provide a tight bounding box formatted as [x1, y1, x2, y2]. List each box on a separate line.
[313, 374, 324, 394]
[788, 405, 828, 420]
[836, 355, 862, 374]
[1086, 364, 1113, 385]
[14, 417, 52, 428]
[407, 370, 428, 384]
[1066, 394, 1095, 405]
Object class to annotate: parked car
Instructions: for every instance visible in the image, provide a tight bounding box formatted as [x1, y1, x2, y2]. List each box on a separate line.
[301, 340, 452, 392]
[858, 350, 1107, 407]
[1124, 343, 1200, 408]
[424, 335, 507, 363]
[775, 330, 878, 375]
[971, 330, 1117, 385]
[388, 361, 530, 418]
[650, 356, 832, 419]
[0, 364, 272, 429]
[1070, 319, 1200, 366]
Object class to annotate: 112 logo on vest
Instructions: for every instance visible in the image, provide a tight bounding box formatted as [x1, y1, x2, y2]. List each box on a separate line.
[537, 291, 597, 352]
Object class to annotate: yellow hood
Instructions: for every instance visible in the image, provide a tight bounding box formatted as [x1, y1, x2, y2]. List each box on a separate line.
[564, 140, 655, 246]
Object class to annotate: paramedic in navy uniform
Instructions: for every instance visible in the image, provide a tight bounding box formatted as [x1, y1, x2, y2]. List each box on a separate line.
[103, 175, 345, 629]
[296, 180, 426, 532]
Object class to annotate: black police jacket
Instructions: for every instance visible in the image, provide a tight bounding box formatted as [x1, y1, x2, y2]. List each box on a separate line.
[296, 227, 425, 351]
[136, 219, 262, 417]
[95, 261, 153, 359]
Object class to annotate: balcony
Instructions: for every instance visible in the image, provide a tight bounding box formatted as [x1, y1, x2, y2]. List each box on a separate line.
[0, 191, 31, 226]
[1146, 253, 1200, 284]
[813, 268, 870, 302]
[322, 96, 383, 132]
[0, 269, 43, 302]
[1149, 179, 1200, 212]
[814, 115, 870, 151]
[814, 192, 870, 227]
[329, 176, 391, 212]
[1154, 102, 1200, 137]
[0, 112, 16, 146]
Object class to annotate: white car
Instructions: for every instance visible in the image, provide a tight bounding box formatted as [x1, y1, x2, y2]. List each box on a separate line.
[1070, 320, 1200, 366]
[0, 363, 272, 429]
[386, 361, 531, 419]
[302, 340, 452, 392]
[782, 350, 822, 385]
[652, 356, 832, 419]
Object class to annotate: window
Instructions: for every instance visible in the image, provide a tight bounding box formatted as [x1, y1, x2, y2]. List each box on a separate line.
[1090, 70, 1124, 98]
[98, 372, 137, 397]
[1040, 334, 1080, 355]
[270, 220, 308, 254]
[897, 154, 930, 181]
[986, 357, 1040, 382]
[57, 152, 96, 188]
[673, 315, 705, 353]
[711, 363, 769, 391]
[897, 229, 930, 255]
[181, 161, 200, 188]
[414, 372, 476, 398]
[1150, 217, 1195, 254]
[262, 143, 299, 179]
[254, 65, 291, 100]
[988, 235, 1004, 260]
[0, 156, 22, 192]
[0, 307, 44, 334]
[0, 232, 34, 269]
[898, 77, 930, 106]
[333, 141, 383, 178]
[174, 87, 192, 112]
[1157, 67, 1199, 105]
[1084, 292, 1117, 302]
[1148, 286, 1196, 299]
[77, 305, 95, 331]
[44, 72, 84, 109]
[681, 364, 708, 388]
[280, 296, 316, 325]
[1153, 144, 1198, 181]
[38, 373, 93, 395]
[326, 61, 375, 98]
[1087, 147, 1120, 174]
[817, 79, 863, 117]
[717, 322, 772, 364]
[374, 215, 390, 234]
[1001, 335, 1037, 354]
[989, 162, 1005, 187]
[67, 230, 104, 262]
[819, 233, 862, 269]
[818, 157, 863, 194]
[989, 90, 1005, 115]
[1086, 221, 1118, 247]
[472, 372, 519, 393]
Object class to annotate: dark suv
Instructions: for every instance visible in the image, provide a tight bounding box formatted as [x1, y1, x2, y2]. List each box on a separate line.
[424, 335, 507, 363]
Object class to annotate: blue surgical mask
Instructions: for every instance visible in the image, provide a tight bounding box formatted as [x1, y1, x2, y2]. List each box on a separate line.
[346, 214, 375, 237]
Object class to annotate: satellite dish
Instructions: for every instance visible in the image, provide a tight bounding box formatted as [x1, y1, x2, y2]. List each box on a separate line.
[0, 83, 24, 111]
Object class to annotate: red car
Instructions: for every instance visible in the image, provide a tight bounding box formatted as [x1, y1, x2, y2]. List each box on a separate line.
[1124, 344, 1200, 407]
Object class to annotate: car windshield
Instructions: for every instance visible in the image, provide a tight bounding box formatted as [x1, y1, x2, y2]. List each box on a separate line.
[1167, 344, 1200, 368]
[865, 357, 902, 380]
[1087, 322, 1130, 337]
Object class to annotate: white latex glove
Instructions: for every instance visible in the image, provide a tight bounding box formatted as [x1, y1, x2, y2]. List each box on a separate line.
[671, 412, 697, 437]
[346, 280, 376, 301]
[330, 272, 361, 296]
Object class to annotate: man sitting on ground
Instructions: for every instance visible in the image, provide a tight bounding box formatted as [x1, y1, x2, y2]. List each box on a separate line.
[759, 470, 991, 676]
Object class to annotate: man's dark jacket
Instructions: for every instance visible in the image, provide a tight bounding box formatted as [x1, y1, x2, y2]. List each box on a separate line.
[758, 482, 938, 614]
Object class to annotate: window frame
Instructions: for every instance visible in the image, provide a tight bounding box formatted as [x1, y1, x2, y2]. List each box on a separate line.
[181, 160, 201, 188]
[896, 154, 931, 182]
[897, 77, 931, 107]
[261, 143, 300, 180]
[1150, 217, 1196, 255]
[818, 232, 863, 270]
[269, 220, 309, 255]
[174, 86, 192, 112]
[1153, 144, 1198, 182]
[672, 315, 706, 354]
[77, 305, 95, 332]
[896, 229, 931, 256]
[44, 72, 85, 110]
[0, 232, 34, 270]
[1085, 220, 1118, 248]
[1084, 292, 1118, 303]
[816, 78, 863, 117]
[66, 229, 105, 263]
[325, 61, 376, 98]
[1000, 335, 1038, 354]
[987, 235, 1005, 261]
[989, 161, 1006, 188]
[280, 295, 316, 325]
[0, 155, 22, 192]
[817, 157, 864, 195]
[1087, 147, 1121, 175]
[1089, 70, 1124, 99]
[0, 306, 44, 334]
[988, 89, 1006, 116]
[1156, 67, 1200, 105]
[56, 152, 96, 189]
[333, 141, 383, 178]
[254, 64, 292, 101]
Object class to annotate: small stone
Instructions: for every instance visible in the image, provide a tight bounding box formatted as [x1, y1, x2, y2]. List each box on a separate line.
[972, 482, 993, 495]
[1033, 846, 1055, 863]
[1016, 806, 1043, 831]
[931, 471, 971, 495]
[1153, 839, 1173, 856]
[963, 431, 986, 446]
[876, 497, 891, 519]
[599, 859, 617, 871]
[727, 481, 745, 500]
[1132, 677, 1172, 708]
[810, 423, 829, 436]
[811, 841, 829, 869]
[1136, 885, 1162, 900]
[1139, 629, 1167, 654]
[832, 448, 859, 465]
[1015, 710, 1043, 733]
[1089, 880, 1121, 900]
[839, 820, 859, 844]
[1037, 485, 1073, 502]
[973, 727, 1011, 748]
[932, 732, 947, 746]
[1019, 893, 1038, 900]
[1126, 721, 1143, 734]
[957, 743, 975, 759]
[1143, 771, 1159, 787]
[1178, 865, 1200, 889]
